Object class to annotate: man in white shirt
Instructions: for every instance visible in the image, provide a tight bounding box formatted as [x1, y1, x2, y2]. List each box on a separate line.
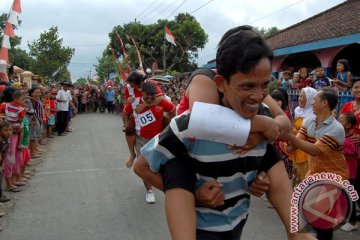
[56, 82, 75, 136]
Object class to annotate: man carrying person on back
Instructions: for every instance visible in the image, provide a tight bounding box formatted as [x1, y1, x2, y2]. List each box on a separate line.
[123, 81, 176, 203]
[134, 25, 314, 240]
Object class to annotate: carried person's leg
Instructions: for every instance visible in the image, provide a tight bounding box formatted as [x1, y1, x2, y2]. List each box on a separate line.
[162, 157, 198, 240]
[124, 116, 136, 168]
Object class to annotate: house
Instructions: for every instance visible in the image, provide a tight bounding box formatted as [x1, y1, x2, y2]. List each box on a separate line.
[267, 0, 360, 78]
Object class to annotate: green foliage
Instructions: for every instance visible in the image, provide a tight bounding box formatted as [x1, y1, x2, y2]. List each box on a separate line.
[9, 48, 34, 70]
[95, 51, 114, 82]
[258, 26, 281, 38]
[96, 12, 207, 78]
[75, 77, 88, 86]
[28, 26, 75, 84]
[0, 13, 33, 70]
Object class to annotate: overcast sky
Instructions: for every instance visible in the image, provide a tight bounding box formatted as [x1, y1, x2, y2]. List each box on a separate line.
[0, 0, 345, 80]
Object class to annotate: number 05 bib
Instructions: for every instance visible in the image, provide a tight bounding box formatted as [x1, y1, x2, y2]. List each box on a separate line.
[138, 110, 156, 127]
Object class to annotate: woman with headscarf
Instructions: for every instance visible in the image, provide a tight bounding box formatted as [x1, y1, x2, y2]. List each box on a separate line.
[285, 87, 317, 185]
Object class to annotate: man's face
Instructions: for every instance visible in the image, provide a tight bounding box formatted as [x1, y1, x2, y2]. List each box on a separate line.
[142, 92, 156, 104]
[315, 68, 324, 78]
[312, 91, 324, 115]
[216, 58, 271, 119]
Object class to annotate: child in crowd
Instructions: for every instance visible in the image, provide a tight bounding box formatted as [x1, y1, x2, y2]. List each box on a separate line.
[0, 121, 12, 203]
[280, 70, 293, 90]
[298, 67, 312, 90]
[19, 113, 31, 183]
[271, 90, 292, 179]
[292, 72, 300, 89]
[46, 91, 57, 138]
[339, 113, 359, 232]
[334, 59, 352, 91]
[1, 90, 26, 191]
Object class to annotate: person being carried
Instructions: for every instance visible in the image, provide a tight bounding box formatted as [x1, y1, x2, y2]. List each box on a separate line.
[123, 81, 176, 204]
[135, 25, 313, 240]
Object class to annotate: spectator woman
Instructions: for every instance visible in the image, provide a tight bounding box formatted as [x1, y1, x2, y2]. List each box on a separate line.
[334, 59, 352, 91]
[286, 87, 317, 185]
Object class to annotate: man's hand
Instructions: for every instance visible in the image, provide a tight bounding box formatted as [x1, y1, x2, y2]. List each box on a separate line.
[126, 97, 135, 105]
[251, 115, 280, 142]
[195, 180, 224, 208]
[249, 171, 270, 197]
[228, 133, 264, 155]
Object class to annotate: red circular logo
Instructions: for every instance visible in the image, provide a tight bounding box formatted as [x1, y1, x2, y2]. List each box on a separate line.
[300, 182, 351, 230]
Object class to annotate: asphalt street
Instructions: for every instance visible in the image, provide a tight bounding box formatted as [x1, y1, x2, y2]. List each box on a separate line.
[0, 113, 359, 240]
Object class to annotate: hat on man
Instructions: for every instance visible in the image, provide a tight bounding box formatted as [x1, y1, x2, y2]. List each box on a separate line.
[60, 80, 73, 86]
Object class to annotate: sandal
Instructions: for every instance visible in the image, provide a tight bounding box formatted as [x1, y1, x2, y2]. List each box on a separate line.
[14, 181, 26, 187]
[5, 187, 21, 192]
[0, 195, 10, 203]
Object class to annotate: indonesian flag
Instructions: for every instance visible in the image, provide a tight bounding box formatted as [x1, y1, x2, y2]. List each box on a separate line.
[165, 26, 176, 46]
[12, 0, 22, 14]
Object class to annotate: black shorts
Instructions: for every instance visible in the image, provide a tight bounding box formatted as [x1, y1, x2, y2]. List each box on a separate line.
[160, 155, 197, 193]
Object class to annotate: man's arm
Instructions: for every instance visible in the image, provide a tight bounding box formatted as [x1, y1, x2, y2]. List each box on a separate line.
[135, 96, 164, 113]
[286, 133, 322, 156]
[263, 94, 292, 137]
[267, 161, 316, 240]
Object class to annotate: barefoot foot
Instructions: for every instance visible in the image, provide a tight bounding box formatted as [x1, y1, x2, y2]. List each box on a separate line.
[125, 155, 136, 168]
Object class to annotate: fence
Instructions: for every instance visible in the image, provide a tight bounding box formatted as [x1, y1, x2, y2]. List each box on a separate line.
[287, 90, 354, 117]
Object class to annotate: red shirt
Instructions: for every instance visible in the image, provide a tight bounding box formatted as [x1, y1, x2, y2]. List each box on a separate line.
[341, 101, 360, 135]
[49, 99, 57, 114]
[124, 99, 175, 139]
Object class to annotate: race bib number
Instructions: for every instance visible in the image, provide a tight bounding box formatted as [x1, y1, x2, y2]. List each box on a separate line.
[138, 110, 156, 127]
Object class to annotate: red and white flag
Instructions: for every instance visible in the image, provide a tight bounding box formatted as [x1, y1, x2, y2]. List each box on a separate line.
[165, 26, 176, 46]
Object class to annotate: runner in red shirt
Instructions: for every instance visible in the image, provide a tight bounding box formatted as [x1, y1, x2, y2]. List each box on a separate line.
[124, 81, 175, 203]
[123, 71, 164, 169]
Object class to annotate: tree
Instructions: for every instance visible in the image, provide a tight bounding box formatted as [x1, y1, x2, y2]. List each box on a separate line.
[258, 26, 281, 38]
[0, 13, 33, 70]
[28, 26, 75, 83]
[98, 12, 207, 76]
[95, 50, 115, 82]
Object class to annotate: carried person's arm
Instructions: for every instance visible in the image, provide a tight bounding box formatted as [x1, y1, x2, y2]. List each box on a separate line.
[263, 94, 292, 138]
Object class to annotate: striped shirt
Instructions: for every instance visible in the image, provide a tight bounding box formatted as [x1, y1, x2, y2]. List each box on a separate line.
[4, 102, 25, 128]
[299, 115, 349, 180]
[141, 111, 281, 234]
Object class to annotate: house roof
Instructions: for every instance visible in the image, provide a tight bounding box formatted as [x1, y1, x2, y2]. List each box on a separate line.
[266, 0, 360, 50]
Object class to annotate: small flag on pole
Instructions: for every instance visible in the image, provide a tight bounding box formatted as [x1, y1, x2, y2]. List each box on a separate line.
[165, 26, 176, 46]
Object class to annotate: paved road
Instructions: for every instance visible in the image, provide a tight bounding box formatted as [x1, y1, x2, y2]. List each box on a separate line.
[0, 113, 359, 240]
